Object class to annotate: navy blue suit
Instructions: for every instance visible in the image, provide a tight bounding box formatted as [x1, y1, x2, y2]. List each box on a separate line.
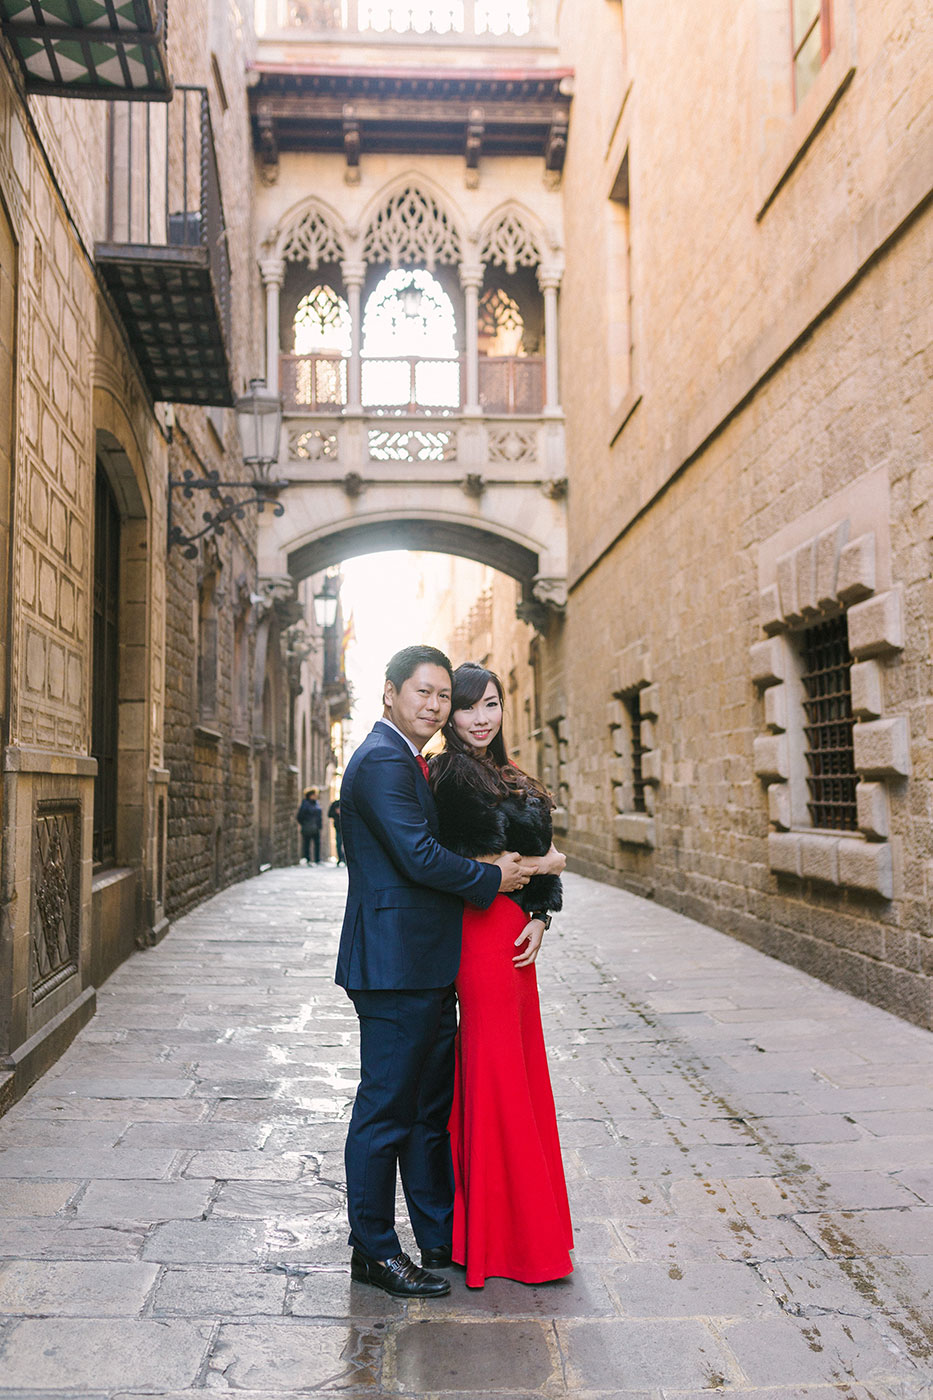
[337, 721, 501, 1259]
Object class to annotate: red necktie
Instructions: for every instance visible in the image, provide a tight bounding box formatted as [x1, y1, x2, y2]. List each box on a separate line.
[416, 755, 430, 781]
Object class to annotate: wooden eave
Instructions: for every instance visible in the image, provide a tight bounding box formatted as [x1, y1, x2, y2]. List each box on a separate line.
[249, 63, 572, 166]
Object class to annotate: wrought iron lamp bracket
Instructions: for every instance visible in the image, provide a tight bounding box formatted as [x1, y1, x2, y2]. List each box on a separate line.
[167, 469, 286, 559]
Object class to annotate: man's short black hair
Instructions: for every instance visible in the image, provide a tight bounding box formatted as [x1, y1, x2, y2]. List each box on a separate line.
[385, 645, 453, 691]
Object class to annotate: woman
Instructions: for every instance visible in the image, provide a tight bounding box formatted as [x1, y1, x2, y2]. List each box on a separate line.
[429, 662, 573, 1288]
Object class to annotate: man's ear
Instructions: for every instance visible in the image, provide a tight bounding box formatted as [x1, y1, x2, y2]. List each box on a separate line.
[383, 681, 396, 709]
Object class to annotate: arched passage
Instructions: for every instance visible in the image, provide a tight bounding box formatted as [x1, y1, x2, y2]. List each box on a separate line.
[287, 517, 539, 592]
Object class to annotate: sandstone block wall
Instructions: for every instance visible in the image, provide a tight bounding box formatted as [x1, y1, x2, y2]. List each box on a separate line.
[554, 0, 933, 1027]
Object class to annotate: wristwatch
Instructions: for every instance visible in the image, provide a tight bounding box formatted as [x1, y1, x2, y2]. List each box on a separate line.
[529, 910, 552, 930]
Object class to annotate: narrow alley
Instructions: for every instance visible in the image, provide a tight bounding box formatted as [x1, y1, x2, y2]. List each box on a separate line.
[0, 866, 931, 1398]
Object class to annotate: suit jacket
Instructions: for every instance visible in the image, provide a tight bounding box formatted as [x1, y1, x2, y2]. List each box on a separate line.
[335, 722, 501, 990]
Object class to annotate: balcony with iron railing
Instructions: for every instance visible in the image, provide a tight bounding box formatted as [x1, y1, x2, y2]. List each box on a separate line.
[0, 0, 171, 100]
[95, 85, 234, 406]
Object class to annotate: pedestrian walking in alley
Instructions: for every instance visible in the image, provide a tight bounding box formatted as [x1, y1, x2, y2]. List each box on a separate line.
[430, 662, 573, 1287]
[335, 644, 536, 1298]
[296, 787, 323, 864]
[328, 796, 344, 864]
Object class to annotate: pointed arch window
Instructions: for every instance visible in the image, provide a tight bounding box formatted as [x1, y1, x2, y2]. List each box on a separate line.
[294, 285, 351, 355]
[478, 288, 525, 358]
[362, 268, 460, 411]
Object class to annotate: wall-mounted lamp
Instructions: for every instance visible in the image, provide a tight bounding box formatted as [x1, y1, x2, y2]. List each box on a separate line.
[168, 379, 286, 558]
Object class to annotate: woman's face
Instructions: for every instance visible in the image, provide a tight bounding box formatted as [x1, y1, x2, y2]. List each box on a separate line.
[451, 679, 502, 757]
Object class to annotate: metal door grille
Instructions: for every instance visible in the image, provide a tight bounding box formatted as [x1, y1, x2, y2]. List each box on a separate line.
[92, 463, 120, 866]
[627, 690, 647, 814]
[801, 616, 857, 831]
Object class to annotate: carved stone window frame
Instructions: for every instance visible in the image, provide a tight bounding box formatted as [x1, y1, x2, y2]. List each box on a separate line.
[608, 641, 659, 848]
[752, 471, 904, 899]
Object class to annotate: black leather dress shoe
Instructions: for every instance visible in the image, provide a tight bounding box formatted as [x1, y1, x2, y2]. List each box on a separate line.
[350, 1249, 450, 1297]
[420, 1245, 452, 1269]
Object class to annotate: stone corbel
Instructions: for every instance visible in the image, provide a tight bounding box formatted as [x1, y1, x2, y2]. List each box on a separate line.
[465, 106, 484, 188]
[256, 102, 278, 185]
[516, 577, 567, 632]
[255, 576, 300, 624]
[342, 105, 361, 185]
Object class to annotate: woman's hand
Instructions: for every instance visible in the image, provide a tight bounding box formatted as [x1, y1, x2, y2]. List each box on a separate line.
[535, 843, 566, 877]
[513, 917, 546, 967]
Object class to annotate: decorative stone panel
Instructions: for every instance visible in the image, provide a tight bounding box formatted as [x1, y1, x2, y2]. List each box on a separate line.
[609, 643, 658, 849]
[754, 509, 905, 899]
[31, 800, 81, 1005]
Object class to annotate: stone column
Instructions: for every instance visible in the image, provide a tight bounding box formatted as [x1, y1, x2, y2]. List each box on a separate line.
[460, 262, 483, 416]
[259, 257, 285, 395]
[539, 268, 563, 416]
[342, 260, 366, 415]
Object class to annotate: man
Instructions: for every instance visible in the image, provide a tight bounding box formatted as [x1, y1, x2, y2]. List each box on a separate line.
[327, 796, 344, 865]
[296, 787, 322, 864]
[336, 644, 530, 1298]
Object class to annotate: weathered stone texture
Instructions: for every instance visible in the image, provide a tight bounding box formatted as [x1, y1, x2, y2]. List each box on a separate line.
[556, 1, 933, 1026]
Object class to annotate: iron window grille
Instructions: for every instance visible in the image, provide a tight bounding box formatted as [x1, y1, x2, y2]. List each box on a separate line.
[626, 690, 647, 814]
[801, 615, 857, 831]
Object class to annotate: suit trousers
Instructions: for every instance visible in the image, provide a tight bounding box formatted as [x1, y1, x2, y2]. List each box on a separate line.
[345, 985, 457, 1260]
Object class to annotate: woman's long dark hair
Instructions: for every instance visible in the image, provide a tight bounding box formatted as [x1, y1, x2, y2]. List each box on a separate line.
[431, 662, 551, 803]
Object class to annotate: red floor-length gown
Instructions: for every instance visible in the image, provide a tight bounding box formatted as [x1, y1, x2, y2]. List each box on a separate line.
[448, 893, 574, 1287]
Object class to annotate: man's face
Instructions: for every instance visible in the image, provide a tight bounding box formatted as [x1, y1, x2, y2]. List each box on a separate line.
[384, 663, 452, 751]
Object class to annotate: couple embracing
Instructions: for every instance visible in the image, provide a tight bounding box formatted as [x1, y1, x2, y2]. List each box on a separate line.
[336, 644, 573, 1295]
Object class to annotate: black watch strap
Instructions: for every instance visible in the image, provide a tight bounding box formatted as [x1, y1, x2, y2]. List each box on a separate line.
[530, 910, 552, 930]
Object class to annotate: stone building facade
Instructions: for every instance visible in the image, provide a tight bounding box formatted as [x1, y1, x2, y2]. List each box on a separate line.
[0, 0, 335, 1110]
[554, 0, 933, 1027]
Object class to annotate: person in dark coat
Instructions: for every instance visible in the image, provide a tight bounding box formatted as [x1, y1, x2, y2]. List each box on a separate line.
[328, 796, 344, 865]
[296, 786, 323, 864]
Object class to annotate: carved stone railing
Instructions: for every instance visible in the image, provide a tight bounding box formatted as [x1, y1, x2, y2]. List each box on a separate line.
[262, 0, 542, 38]
[283, 411, 566, 482]
[280, 353, 545, 416]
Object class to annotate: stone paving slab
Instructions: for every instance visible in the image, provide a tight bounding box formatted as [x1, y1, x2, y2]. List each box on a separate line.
[0, 865, 932, 1397]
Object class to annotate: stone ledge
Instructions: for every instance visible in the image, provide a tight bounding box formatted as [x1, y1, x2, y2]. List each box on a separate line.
[847, 585, 905, 659]
[837, 532, 876, 603]
[552, 806, 568, 834]
[767, 830, 893, 898]
[754, 734, 788, 782]
[641, 749, 662, 785]
[614, 813, 655, 848]
[851, 660, 883, 720]
[853, 716, 911, 779]
[193, 724, 223, 747]
[750, 638, 786, 688]
[2, 746, 98, 777]
[856, 782, 890, 841]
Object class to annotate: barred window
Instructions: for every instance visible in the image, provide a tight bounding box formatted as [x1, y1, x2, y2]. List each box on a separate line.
[801, 615, 857, 831]
[626, 690, 647, 814]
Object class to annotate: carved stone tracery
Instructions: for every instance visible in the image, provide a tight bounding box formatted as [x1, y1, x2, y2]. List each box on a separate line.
[279, 205, 345, 270]
[480, 208, 544, 273]
[362, 186, 461, 270]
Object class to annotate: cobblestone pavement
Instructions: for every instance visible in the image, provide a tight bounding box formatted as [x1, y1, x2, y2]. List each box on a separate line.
[1, 866, 932, 1399]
